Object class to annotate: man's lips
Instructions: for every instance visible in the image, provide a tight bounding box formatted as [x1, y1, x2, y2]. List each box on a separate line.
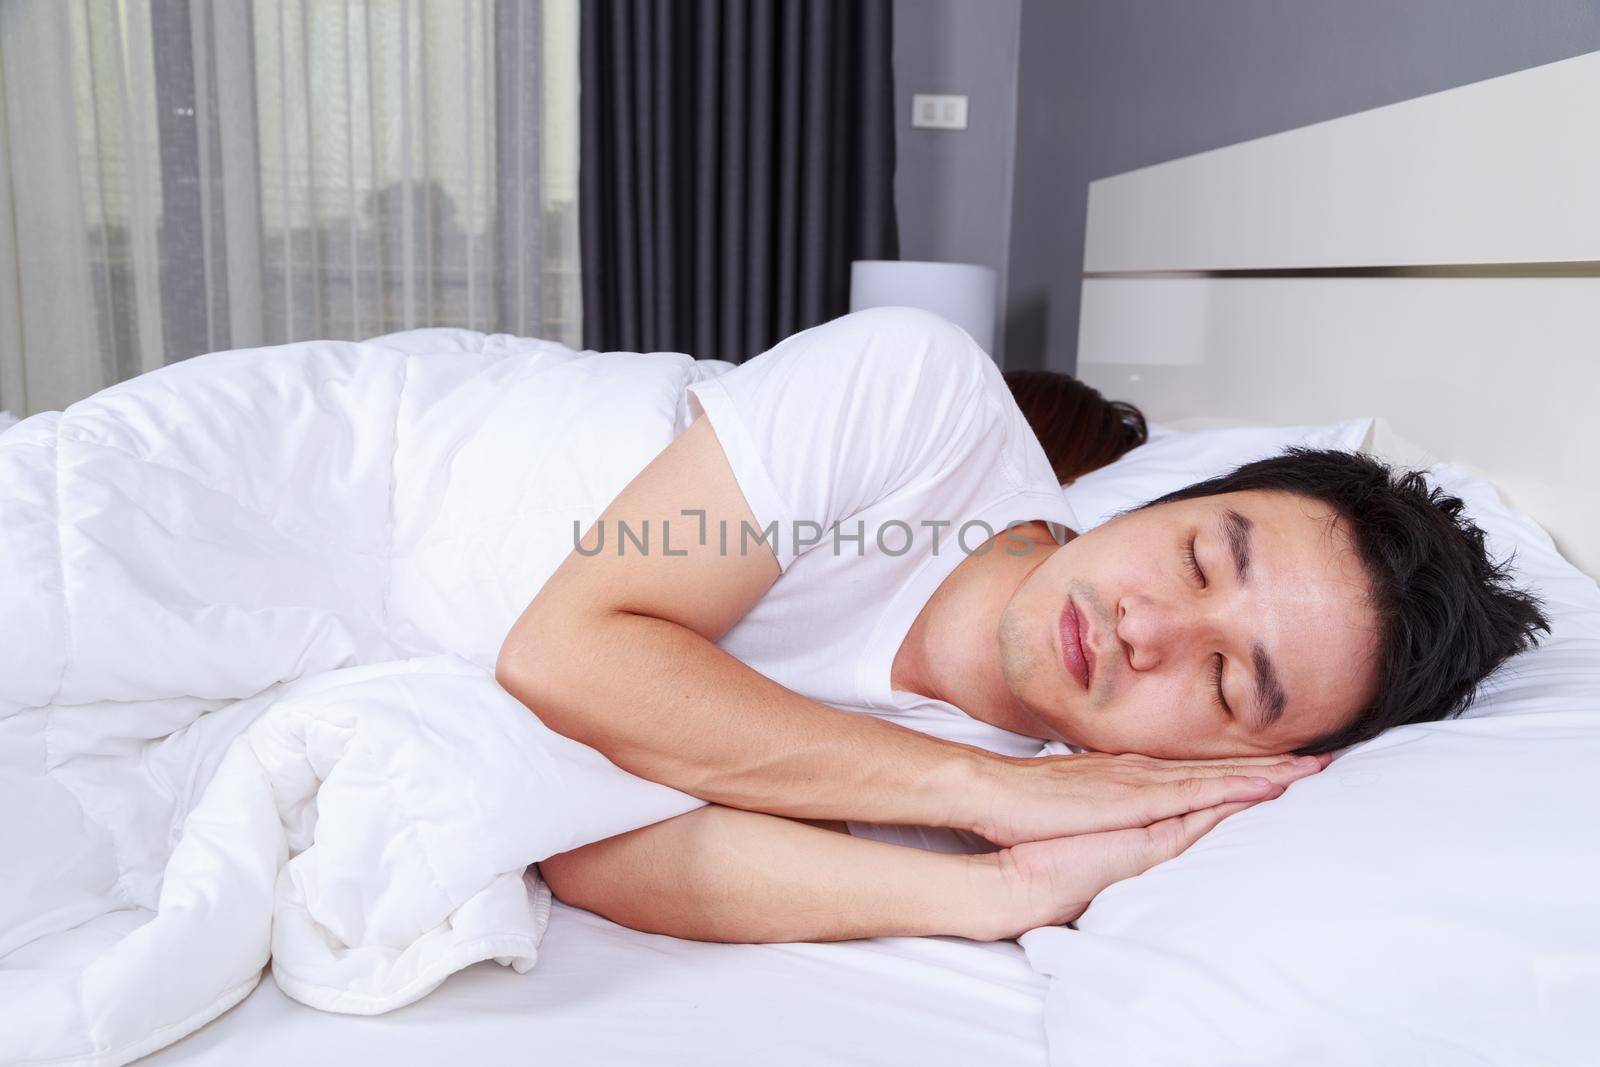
[1059, 599, 1093, 690]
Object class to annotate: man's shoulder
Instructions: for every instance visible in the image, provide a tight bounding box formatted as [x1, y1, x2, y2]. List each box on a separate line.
[831, 306, 998, 387]
[735, 307, 990, 392]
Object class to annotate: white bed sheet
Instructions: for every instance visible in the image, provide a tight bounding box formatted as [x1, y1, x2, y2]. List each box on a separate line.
[148, 899, 1050, 1066]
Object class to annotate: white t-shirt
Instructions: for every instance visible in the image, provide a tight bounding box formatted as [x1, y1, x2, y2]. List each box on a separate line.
[682, 306, 1080, 765]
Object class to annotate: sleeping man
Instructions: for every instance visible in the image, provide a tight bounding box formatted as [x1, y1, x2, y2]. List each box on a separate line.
[494, 307, 1546, 944]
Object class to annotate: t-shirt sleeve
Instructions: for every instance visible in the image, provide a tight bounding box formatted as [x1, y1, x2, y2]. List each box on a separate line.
[684, 306, 999, 571]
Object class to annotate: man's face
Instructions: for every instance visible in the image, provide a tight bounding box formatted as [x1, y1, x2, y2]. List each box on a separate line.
[997, 489, 1380, 758]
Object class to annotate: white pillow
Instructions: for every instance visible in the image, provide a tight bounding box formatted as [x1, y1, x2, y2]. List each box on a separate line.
[1027, 446, 1600, 1065]
[1062, 418, 1371, 529]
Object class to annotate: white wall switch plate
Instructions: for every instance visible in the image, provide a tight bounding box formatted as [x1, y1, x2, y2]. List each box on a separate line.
[911, 93, 968, 130]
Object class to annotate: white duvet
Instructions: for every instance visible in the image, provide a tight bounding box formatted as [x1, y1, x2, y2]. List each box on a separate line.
[0, 330, 711, 1066]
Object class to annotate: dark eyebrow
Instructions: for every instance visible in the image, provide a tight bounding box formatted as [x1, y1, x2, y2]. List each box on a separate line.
[1218, 509, 1286, 727]
[1251, 641, 1288, 729]
[1221, 508, 1253, 582]
[1222, 511, 1286, 729]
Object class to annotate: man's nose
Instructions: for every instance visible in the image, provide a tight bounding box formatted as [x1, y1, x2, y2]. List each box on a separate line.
[1115, 594, 1197, 671]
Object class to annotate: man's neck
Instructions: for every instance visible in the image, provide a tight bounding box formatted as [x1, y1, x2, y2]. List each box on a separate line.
[890, 521, 1064, 739]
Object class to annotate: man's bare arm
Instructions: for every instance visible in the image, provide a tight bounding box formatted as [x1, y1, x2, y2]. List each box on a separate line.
[540, 800, 1260, 943]
[497, 417, 1003, 832]
[497, 417, 1318, 844]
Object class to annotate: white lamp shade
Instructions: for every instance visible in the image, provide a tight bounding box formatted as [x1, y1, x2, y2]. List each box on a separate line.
[849, 260, 998, 356]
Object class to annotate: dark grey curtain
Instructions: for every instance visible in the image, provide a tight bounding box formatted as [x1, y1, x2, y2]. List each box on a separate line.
[579, 0, 898, 362]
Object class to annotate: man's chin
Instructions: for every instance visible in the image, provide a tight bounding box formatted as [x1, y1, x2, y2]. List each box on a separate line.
[1007, 692, 1078, 747]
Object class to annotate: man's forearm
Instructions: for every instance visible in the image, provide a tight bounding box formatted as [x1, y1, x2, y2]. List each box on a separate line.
[539, 804, 1011, 943]
[499, 609, 1005, 832]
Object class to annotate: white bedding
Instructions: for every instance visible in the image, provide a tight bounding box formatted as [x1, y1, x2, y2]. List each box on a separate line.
[150, 899, 1049, 1067]
[0, 330, 723, 1065]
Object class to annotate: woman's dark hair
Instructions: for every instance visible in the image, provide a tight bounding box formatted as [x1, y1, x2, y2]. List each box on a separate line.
[1146, 447, 1550, 753]
[1003, 370, 1148, 484]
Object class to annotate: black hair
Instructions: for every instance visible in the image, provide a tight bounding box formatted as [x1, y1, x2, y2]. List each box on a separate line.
[1144, 448, 1550, 753]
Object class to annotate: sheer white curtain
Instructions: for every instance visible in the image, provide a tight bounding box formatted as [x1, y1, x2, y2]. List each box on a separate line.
[0, 0, 581, 418]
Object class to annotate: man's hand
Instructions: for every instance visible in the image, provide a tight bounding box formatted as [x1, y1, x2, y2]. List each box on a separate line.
[970, 798, 1267, 940]
[963, 750, 1330, 847]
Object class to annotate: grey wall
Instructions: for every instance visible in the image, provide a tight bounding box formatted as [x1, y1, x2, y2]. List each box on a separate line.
[892, 0, 1022, 363]
[1004, 1, 1600, 373]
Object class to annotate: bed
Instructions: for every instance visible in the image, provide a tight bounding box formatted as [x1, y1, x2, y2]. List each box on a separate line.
[7, 48, 1599, 1067]
[152, 897, 1049, 1066]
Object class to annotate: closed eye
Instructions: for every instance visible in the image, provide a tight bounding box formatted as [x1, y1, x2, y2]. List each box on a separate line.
[1183, 534, 1207, 588]
[1210, 654, 1232, 716]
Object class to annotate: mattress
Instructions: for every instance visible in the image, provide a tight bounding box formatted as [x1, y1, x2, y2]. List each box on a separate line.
[149, 899, 1050, 1066]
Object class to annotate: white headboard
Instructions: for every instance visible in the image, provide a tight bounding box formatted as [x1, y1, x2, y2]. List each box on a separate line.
[1076, 50, 1600, 580]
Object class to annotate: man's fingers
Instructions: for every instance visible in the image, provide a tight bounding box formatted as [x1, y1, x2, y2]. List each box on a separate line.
[1149, 757, 1323, 787]
[1142, 800, 1256, 865]
[1135, 774, 1282, 824]
[1185, 753, 1329, 768]
[1087, 799, 1256, 889]
[1114, 752, 1331, 770]
[1187, 752, 1332, 771]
